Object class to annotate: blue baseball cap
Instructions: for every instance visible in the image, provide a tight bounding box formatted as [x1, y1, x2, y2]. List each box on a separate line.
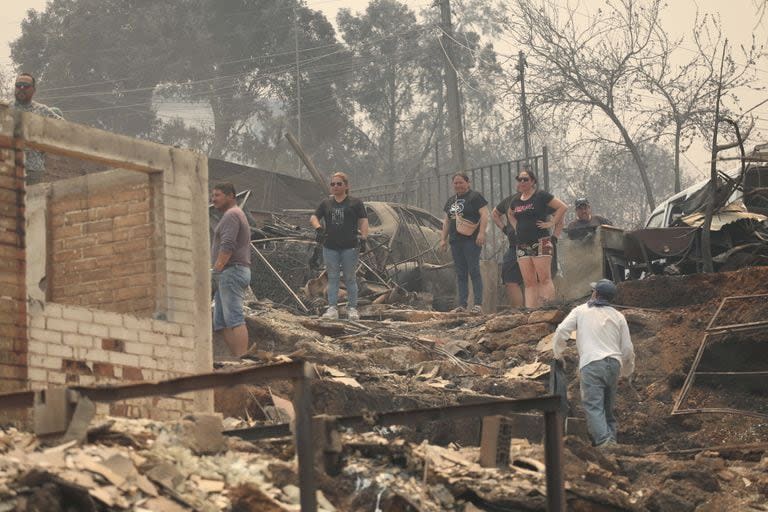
[590, 279, 617, 299]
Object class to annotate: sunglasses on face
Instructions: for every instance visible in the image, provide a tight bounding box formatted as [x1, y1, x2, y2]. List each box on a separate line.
[15, 83, 33, 89]
[516, 177, 531, 182]
[330, 181, 344, 187]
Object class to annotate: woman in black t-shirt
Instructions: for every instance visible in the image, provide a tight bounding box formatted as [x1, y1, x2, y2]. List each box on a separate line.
[440, 172, 489, 313]
[507, 169, 567, 308]
[310, 172, 369, 321]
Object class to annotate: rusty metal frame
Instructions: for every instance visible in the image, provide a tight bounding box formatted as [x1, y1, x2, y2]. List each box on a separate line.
[673, 295, 768, 420]
[225, 395, 566, 512]
[0, 361, 318, 512]
[705, 293, 768, 332]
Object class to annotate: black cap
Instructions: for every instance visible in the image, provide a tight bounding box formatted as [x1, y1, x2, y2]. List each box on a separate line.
[575, 197, 590, 207]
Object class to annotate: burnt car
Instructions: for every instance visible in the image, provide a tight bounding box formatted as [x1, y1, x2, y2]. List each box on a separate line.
[210, 197, 456, 311]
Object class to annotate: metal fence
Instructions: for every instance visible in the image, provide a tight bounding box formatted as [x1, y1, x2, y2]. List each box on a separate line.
[357, 149, 549, 260]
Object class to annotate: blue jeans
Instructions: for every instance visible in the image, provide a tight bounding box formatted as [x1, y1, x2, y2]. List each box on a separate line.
[323, 247, 359, 308]
[450, 238, 483, 307]
[580, 357, 621, 446]
[212, 265, 251, 331]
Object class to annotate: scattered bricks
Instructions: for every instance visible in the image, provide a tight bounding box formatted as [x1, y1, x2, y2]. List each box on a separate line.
[485, 313, 529, 333]
[528, 309, 566, 325]
[495, 323, 554, 350]
[61, 359, 93, 375]
[102, 338, 125, 352]
[122, 366, 144, 381]
[93, 362, 115, 378]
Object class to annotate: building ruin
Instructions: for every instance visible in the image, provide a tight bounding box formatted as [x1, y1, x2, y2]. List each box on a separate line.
[0, 108, 213, 423]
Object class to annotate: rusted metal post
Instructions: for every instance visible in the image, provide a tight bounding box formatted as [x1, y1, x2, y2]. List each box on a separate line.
[544, 410, 565, 512]
[293, 362, 317, 512]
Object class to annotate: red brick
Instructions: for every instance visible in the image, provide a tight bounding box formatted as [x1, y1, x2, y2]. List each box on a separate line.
[61, 359, 93, 375]
[114, 212, 149, 228]
[102, 339, 125, 352]
[0, 352, 27, 366]
[122, 366, 144, 381]
[91, 204, 130, 220]
[93, 362, 114, 378]
[0, 365, 27, 380]
[84, 219, 114, 234]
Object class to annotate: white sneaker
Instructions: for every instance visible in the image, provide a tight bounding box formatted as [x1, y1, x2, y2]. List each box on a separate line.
[347, 307, 360, 321]
[322, 306, 338, 320]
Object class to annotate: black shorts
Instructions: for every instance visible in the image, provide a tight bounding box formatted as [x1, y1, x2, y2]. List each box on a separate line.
[501, 247, 523, 285]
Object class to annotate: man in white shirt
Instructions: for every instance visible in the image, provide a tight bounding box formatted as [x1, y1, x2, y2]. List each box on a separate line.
[552, 279, 635, 448]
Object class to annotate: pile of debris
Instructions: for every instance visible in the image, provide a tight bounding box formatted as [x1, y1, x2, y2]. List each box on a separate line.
[6, 266, 768, 510]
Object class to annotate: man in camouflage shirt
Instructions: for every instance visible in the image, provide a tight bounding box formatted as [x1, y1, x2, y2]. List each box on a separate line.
[11, 73, 63, 184]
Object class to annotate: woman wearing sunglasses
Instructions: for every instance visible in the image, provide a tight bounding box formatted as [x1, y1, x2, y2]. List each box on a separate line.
[507, 169, 567, 308]
[310, 172, 369, 321]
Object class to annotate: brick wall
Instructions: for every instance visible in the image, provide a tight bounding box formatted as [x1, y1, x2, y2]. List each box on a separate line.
[28, 303, 197, 420]
[47, 171, 159, 316]
[5, 108, 213, 422]
[0, 136, 27, 396]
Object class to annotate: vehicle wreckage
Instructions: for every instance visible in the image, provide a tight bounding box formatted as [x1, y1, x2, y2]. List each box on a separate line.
[556, 144, 768, 301]
[210, 197, 457, 313]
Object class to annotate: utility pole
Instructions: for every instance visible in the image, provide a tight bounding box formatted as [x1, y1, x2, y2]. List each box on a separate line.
[438, 0, 466, 174]
[517, 50, 531, 162]
[294, 9, 302, 175]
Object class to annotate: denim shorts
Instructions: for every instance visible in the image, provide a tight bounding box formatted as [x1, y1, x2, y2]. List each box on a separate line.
[212, 265, 251, 331]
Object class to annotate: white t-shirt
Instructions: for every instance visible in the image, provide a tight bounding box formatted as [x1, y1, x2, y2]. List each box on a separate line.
[553, 303, 635, 377]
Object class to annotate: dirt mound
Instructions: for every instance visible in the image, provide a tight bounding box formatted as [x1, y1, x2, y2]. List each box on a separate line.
[616, 266, 768, 308]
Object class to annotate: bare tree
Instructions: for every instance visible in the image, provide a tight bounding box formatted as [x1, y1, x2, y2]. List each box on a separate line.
[639, 15, 762, 193]
[505, 0, 665, 210]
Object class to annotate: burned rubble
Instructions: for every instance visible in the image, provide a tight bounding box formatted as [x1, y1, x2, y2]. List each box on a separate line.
[2, 266, 768, 511]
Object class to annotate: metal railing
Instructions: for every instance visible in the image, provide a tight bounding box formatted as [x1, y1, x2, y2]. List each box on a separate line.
[0, 361, 318, 512]
[357, 150, 549, 261]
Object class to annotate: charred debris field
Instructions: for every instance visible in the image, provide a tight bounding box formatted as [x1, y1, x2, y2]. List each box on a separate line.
[3, 267, 768, 511]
